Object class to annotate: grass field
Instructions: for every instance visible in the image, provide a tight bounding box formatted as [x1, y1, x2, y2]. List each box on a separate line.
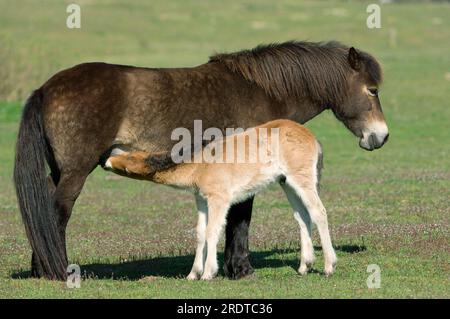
[0, 0, 449, 298]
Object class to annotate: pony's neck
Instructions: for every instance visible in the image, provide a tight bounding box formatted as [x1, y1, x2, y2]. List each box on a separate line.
[284, 97, 328, 124]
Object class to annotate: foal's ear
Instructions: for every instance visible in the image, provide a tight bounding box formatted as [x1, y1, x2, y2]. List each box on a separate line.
[348, 47, 361, 71]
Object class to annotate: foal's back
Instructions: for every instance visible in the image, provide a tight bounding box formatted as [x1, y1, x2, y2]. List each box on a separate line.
[194, 119, 321, 202]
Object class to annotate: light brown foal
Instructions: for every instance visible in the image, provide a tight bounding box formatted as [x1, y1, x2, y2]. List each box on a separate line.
[105, 119, 336, 280]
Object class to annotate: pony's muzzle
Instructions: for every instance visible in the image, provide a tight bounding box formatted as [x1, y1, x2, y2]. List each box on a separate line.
[359, 132, 389, 151]
[359, 120, 389, 151]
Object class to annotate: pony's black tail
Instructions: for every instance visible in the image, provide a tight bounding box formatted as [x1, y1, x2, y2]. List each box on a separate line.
[13, 89, 67, 280]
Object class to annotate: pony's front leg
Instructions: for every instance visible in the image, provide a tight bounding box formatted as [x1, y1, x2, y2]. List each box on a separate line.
[201, 199, 229, 280]
[187, 195, 208, 280]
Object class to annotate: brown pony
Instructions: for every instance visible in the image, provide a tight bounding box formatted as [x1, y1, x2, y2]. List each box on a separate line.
[14, 41, 388, 280]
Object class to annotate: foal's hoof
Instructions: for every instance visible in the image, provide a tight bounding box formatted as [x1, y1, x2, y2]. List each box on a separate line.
[187, 272, 200, 281]
[200, 273, 216, 281]
[298, 259, 314, 275]
[324, 264, 336, 277]
[298, 264, 310, 276]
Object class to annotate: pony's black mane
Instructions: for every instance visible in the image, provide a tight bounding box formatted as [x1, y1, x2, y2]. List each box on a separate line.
[210, 41, 382, 106]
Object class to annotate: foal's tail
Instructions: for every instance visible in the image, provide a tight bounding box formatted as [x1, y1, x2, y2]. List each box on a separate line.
[13, 89, 67, 280]
[315, 141, 324, 193]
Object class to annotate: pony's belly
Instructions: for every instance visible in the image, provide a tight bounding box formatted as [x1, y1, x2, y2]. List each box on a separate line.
[112, 117, 172, 153]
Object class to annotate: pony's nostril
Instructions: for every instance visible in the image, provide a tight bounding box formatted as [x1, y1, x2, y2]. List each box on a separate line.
[368, 133, 376, 149]
[383, 133, 389, 144]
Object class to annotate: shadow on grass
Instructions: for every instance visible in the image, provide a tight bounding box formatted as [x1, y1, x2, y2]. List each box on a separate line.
[12, 244, 365, 280]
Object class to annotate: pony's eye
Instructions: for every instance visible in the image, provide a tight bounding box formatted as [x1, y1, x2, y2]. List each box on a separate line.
[368, 88, 378, 97]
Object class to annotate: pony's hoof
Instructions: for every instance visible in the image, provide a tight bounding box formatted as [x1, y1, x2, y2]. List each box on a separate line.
[225, 261, 254, 280]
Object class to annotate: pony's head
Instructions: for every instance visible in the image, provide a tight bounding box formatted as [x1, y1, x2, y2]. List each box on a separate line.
[332, 47, 389, 151]
[210, 41, 389, 151]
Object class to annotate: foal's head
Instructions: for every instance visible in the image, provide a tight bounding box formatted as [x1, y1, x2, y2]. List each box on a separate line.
[333, 47, 389, 151]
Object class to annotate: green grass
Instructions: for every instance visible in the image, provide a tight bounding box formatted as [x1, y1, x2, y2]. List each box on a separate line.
[0, 0, 449, 298]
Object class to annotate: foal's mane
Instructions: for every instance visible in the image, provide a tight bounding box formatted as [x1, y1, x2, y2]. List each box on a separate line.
[209, 41, 382, 106]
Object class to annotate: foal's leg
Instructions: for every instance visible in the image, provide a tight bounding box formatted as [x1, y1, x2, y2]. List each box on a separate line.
[187, 195, 208, 280]
[201, 198, 229, 280]
[287, 178, 337, 276]
[281, 183, 315, 275]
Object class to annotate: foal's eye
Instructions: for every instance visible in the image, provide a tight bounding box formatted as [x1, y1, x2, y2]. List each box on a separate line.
[368, 88, 378, 97]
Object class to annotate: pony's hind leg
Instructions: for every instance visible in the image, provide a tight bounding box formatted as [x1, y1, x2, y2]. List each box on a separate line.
[187, 195, 208, 280]
[53, 173, 90, 263]
[281, 183, 315, 275]
[29, 165, 89, 278]
[201, 197, 229, 280]
[286, 178, 337, 276]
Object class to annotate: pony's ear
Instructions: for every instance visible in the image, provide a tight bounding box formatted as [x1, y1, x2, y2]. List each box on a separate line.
[348, 47, 361, 71]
